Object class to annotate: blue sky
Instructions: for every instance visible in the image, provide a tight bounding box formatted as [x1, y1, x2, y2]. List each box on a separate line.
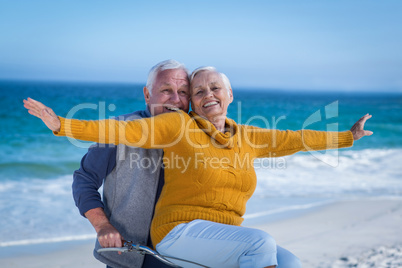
[1, 0, 401, 91]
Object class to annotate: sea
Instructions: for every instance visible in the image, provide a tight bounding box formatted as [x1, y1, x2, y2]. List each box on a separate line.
[0, 80, 401, 250]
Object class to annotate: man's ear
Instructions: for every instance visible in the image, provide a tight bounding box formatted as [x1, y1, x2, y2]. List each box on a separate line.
[143, 87, 151, 105]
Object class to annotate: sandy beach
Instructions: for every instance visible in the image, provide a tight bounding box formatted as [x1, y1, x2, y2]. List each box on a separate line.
[1, 197, 401, 268]
[257, 197, 402, 267]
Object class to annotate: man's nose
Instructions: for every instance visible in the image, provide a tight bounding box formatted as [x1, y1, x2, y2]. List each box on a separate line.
[170, 91, 180, 102]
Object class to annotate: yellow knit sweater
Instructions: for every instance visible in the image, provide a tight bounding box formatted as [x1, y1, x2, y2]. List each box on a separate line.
[55, 110, 353, 246]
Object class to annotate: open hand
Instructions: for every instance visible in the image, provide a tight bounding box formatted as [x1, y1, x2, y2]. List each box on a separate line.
[23, 98, 61, 132]
[350, 114, 373, 141]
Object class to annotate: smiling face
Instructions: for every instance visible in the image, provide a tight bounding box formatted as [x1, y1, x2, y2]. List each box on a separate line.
[190, 70, 233, 121]
[144, 68, 190, 116]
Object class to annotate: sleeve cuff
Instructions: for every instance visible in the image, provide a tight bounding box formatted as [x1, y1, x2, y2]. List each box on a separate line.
[330, 130, 354, 149]
[80, 203, 105, 218]
[53, 117, 85, 138]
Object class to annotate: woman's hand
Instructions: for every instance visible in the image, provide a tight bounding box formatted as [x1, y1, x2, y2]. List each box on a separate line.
[23, 97, 61, 132]
[350, 114, 373, 141]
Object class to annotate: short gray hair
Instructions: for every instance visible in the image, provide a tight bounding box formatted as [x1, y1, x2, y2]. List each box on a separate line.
[190, 66, 232, 96]
[146, 59, 189, 96]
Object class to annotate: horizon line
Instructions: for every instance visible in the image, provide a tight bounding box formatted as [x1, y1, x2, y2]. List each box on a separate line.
[0, 78, 401, 94]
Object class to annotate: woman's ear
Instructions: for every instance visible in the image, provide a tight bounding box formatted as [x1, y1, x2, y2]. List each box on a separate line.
[229, 88, 234, 103]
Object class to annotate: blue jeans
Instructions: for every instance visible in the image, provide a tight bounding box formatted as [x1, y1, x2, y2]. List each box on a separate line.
[156, 219, 302, 268]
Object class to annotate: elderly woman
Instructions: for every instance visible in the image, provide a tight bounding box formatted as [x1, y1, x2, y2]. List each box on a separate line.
[24, 67, 372, 268]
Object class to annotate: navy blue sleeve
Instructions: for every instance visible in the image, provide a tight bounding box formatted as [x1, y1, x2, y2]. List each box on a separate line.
[72, 143, 117, 217]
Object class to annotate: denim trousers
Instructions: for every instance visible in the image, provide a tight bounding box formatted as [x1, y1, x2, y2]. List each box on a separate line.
[156, 219, 302, 268]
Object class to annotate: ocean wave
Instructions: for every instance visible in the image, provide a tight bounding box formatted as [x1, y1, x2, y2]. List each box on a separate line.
[253, 148, 402, 198]
[244, 199, 334, 219]
[0, 234, 96, 247]
[0, 161, 80, 180]
[0, 175, 96, 243]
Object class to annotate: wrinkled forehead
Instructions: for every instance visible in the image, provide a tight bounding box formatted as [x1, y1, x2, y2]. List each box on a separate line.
[155, 68, 189, 86]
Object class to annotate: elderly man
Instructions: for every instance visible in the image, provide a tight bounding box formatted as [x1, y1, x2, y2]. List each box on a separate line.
[72, 60, 190, 268]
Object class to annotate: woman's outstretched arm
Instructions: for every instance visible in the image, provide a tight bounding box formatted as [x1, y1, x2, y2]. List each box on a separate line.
[23, 97, 61, 132]
[23, 97, 184, 148]
[350, 113, 373, 140]
[246, 114, 373, 158]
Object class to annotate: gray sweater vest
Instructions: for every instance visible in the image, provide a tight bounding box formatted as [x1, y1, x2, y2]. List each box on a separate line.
[94, 115, 163, 268]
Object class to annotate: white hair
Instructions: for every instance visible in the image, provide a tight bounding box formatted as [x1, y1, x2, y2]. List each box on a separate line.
[146, 59, 189, 96]
[190, 66, 232, 97]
